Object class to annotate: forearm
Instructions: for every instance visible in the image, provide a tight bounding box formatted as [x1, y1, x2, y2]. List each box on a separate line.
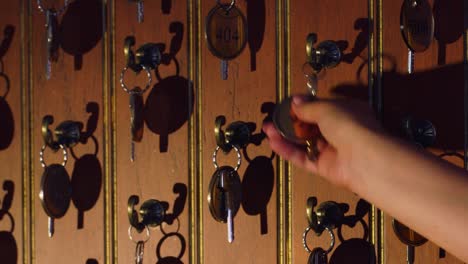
[349, 129, 468, 262]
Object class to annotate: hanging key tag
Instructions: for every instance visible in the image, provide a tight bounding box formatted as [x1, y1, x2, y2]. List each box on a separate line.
[205, 0, 247, 80]
[207, 145, 242, 243]
[120, 65, 152, 162]
[39, 144, 72, 238]
[400, 0, 434, 74]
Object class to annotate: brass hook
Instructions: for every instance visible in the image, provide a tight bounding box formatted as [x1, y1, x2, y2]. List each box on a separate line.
[42, 115, 58, 151]
[128, 195, 166, 233]
[306, 197, 345, 236]
[128, 195, 146, 233]
[214, 116, 230, 152]
[41, 115, 82, 151]
[305, 33, 341, 73]
[214, 115, 252, 153]
[124, 36, 139, 72]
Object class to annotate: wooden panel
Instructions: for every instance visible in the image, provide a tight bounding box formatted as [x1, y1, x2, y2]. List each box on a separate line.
[0, 2, 23, 264]
[200, 0, 278, 263]
[382, 0, 464, 263]
[114, 1, 191, 264]
[31, 0, 106, 263]
[290, 0, 371, 263]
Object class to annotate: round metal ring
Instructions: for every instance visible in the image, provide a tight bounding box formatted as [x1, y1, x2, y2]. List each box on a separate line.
[39, 144, 68, 168]
[120, 65, 152, 95]
[37, 0, 69, 15]
[160, 218, 181, 236]
[303, 226, 335, 254]
[212, 145, 241, 171]
[216, 0, 236, 12]
[128, 225, 151, 243]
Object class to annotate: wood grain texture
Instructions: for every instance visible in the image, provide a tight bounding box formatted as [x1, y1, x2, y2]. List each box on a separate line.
[290, 0, 371, 263]
[200, 0, 278, 263]
[0, 2, 23, 264]
[382, 0, 464, 263]
[114, 1, 190, 263]
[31, 0, 105, 263]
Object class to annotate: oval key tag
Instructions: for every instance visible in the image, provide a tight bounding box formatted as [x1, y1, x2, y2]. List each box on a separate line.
[40, 164, 72, 219]
[400, 0, 434, 52]
[392, 219, 428, 247]
[207, 166, 242, 223]
[205, 4, 248, 60]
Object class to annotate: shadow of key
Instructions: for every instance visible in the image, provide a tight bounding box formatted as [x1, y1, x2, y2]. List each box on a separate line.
[246, 0, 265, 71]
[0, 180, 17, 264]
[59, 0, 104, 70]
[433, 0, 463, 65]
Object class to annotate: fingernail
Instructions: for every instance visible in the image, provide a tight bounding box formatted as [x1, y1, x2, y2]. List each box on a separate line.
[292, 95, 306, 105]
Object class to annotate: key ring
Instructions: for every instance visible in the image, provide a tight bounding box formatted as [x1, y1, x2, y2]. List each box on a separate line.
[135, 240, 145, 264]
[120, 65, 152, 95]
[39, 144, 68, 168]
[37, 0, 70, 15]
[212, 145, 241, 171]
[216, 0, 236, 12]
[160, 218, 181, 236]
[303, 226, 335, 254]
[128, 225, 151, 243]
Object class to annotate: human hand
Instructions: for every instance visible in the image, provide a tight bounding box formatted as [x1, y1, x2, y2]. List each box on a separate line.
[263, 95, 383, 188]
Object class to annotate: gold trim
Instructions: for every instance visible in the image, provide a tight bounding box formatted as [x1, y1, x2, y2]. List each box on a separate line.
[196, 0, 204, 263]
[102, 0, 116, 263]
[285, 0, 292, 263]
[21, 0, 32, 263]
[187, 0, 201, 263]
[276, 0, 287, 263]
[27, 0, 35, 262]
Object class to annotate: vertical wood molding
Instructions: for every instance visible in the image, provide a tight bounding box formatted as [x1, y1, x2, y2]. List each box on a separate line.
[374, 0, 385, 263]
[103, 0, 116, 263]
[188, 0, 202, 263]
[276, 0, 288, 263]
[21, 0, 33, 263]
[195, 0, 203, 263]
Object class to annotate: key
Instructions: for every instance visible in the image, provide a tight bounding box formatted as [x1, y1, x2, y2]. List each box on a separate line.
[205, 3, 247, 80]
[137, 0, 144, 23]
[220, 171, 234, 243]
[207, 165, 242, 243]
[400, 0, 434, 75]
[407, 49, 414, 74]
[135, 240, 144, 264]
[48, 217, 54, 237]
[221, 60, 228, 80]
[129, 87, 144, 162]
[45, 9, 58, 80]
[308, 247, 328, 264]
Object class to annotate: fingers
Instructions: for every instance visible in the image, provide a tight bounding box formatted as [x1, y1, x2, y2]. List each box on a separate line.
[262, 122, 318, 173]
[291, 96, 331, 125]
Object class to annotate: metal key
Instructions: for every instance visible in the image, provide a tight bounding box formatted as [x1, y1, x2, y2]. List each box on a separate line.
[308, 247, 328, 264]
[407, 49, 414, 74]
[129, 87, 144, 162]
[45, 9, 58, 80]
[220, 171, 234, 243]
[137, 0, 144, 23]
[205, 2, 247, 80]
[221, 60, 228, 80]
[135, 240, 144, 264]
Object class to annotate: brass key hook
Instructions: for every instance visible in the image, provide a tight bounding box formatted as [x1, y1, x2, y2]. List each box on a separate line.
[306, 33, 342, 73]
[124, 36, 162, 73]
[215, 115, 252, 153]
[306, 197, 347, 236]
[128, 195, 166, 233]
[41, 115, 82, 151]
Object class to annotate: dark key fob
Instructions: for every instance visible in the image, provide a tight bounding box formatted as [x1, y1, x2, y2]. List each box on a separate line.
[308, 247, 328, 264]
